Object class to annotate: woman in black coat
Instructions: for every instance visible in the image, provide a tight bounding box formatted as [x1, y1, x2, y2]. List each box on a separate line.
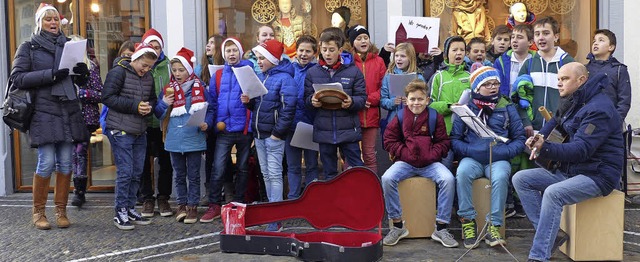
[9, 4, 90, 230]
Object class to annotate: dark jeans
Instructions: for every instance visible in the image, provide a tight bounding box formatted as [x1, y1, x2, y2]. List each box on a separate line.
[106, 129, 147, 209]
[205, 129, 235, 189]
[319, 141, 363, 179]
[209, 132, 253, 205]
[72, 142, 89, 179]
[170, 151, 202, 206]
[285, 132, 318, 199]
[140, 127, 173, 201]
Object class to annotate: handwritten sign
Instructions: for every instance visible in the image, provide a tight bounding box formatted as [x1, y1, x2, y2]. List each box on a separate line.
[388, 16, 440, 53]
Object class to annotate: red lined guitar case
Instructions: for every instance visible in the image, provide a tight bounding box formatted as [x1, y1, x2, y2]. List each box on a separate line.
[220, 167, 384, 261]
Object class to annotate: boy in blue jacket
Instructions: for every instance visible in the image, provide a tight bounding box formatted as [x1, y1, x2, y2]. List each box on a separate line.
[241, 39, 297, 231]
[304, 28, 367, 179]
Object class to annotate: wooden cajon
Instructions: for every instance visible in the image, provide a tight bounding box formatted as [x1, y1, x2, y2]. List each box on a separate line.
[472, 178, 506, 237]
[559, 190, 624, 261]
[392, 177, 436, 238]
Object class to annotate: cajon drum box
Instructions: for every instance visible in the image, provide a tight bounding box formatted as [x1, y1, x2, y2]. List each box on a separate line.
[394, 177, 436, 238]
[472, 178, 506, 237]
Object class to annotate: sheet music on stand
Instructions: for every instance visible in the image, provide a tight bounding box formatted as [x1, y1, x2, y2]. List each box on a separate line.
[451, 105, 509, 143]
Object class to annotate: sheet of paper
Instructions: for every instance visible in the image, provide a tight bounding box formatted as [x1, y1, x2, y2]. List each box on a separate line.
[312, 83, 343, 92]
[185, 107, 207, 127]
[389, 74, 418, 97]
[451, 105, 509, 143]
[208, 65, 224, 77]
[458, 89, 471, 105]
[58, 39, 87, 74]
[290, 122, 319, 151]
[231, 66, 268, 99]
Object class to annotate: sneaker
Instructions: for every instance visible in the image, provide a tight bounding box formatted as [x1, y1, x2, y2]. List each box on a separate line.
[199, 204, 221, 223]
[113, 208, 134, 230]
[184, 206, 198, 224]
[513, 207, 527, 218]
[383, 222, 409, 246]
[266, 222, 282, 232]
[485, 224, 507, 247]
[505, 208, 517, 219]
[551, 230, 569, 255]
[141, 200, 155, 217]
[175, 205, 187, 222]
[461, 219, 479, 249]
[157, 198, 173, 217]
[431, 228, 459, 248]
[128, 208, 152, 225]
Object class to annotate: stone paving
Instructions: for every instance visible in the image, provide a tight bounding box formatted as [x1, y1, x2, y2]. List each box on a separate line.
[1, 192, 639, 261]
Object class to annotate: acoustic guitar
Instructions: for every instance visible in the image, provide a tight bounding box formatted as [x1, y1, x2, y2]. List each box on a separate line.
[531, 106, 569, 170]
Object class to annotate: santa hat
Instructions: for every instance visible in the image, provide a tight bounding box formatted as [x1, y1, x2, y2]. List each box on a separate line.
[348, 25, 369, 46]
[252, 39, 284, 65]
[35, 3, 58, 25]
[131, 42, 156, 61]
[142, 28, 164, 49]
[221, 38, 244, 60]
[470, 66, 500, 92]
[173, 47, 196, 75]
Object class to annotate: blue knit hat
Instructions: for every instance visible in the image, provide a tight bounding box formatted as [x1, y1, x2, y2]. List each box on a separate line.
[470, 66, 500, 92]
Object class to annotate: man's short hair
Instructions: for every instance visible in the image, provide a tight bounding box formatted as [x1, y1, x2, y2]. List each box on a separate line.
[466, 37, 486, 52]
[594, 29, 617, 54]
[404, 79, 430, 97]
[513, 24, 533, 41]
[492, 25, 512, 39]
[533, 16, 559, 34]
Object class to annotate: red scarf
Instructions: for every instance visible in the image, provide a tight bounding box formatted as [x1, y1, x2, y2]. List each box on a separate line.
[319, 58, 342, 70]
[165, 74, 207, 117]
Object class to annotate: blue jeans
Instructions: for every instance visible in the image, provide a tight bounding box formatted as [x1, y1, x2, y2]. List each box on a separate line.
[209, 132, 252, 204]
[285, 133, 319, 199]
[319, 142, 363, 179]
[170, 151, 202, 206]
[382, 161, 455, 224]
[456, 157, 511, 226]
[36, 142, 74, 177]
[255, 137, 286, 203]
[513, 168, 602, 261]
[106, 130, 147, 210]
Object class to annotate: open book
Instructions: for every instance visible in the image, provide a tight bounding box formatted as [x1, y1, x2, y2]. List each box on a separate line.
[451, 105, 509, 143]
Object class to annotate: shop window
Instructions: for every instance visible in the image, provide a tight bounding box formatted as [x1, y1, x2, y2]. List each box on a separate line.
[426, 0, 596, 63]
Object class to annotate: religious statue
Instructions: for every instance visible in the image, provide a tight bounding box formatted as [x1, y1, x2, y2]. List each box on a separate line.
[331, 6, 351, 39]
[451, 0, 490, 43]
[272, 0, 309, 58]
[506, 2, 536, 29]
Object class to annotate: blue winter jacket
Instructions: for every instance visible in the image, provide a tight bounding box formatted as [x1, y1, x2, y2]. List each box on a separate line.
[246, 59, 297, 139]
[304, 53, 368, 144]
[538, 73, 623, 196]
[450, 97, 526, 165]
[585, 53, 632, 119]
[292, 60, 317, 129]
[380, 68, 426, 124]
[209, 60, 254, 133]
[154, 79, 215, 153]
[494, 50, 535, 97]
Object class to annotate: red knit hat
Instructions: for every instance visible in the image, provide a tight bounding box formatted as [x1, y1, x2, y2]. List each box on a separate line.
[252, 39, 284, 65]
[142, 28, 164, 49]
[173, 47, 196, 75]
[132, 42, 156, 61]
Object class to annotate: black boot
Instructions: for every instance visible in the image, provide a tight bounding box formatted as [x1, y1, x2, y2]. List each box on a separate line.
[71, 177, 87, 207]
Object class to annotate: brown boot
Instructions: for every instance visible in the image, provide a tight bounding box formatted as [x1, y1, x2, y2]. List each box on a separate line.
[54, 172, 71, 228]
[32, 174, 51, 230]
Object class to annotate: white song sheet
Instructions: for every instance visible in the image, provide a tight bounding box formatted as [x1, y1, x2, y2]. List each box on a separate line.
[389, 74, 418, 97]
[290, 122, 319, 151]
[208, 65, 224, 77]
[312, 82, 343, 92]
[451, 105, 509, 143]
[231, 66, 268, 99]
[58, 39, 87, 74]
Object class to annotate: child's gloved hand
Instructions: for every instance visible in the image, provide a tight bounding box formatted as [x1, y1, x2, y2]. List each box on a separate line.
[519, 99, 530, 109]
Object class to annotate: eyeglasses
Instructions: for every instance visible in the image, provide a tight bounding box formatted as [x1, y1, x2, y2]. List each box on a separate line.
[480, 81, 500, 88]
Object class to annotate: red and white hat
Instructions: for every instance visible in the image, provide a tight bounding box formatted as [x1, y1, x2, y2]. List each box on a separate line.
[142, 28, 164, 49]
[131, 42, 156, 61]
[221, 38, 244, 60]
[252, 39, 284, 65]
[173, 47, 196, 75]
[35, 3, 58, 25]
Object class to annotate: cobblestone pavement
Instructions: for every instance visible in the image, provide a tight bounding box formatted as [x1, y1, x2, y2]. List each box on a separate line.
[1, 192, 639, 262]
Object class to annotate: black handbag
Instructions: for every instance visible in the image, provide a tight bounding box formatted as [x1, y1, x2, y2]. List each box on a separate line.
[2, 78, 35, 133]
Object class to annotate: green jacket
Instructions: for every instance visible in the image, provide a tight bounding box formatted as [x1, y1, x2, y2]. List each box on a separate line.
[429, 61, 471, 134]
[517, 47, 574, 130]
[148, 56, 170, 128]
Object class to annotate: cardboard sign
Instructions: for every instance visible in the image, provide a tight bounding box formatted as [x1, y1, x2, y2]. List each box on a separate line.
[388, 16, 440, 53]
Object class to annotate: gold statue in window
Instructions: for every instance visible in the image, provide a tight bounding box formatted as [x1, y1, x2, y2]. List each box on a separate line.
[272, 0, 309, 59]
[451, 0, 490, 43]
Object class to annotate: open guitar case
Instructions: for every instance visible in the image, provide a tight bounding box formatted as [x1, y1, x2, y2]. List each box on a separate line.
[220, 167, 385, 261]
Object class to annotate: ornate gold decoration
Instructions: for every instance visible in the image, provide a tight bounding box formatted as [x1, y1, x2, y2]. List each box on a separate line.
[325, 0, 341, 13]
[309, 23, 318, 38]
[503, 0, 522, 8]
[549, 0, 575, 15]
[343, 0, 362, 20]
[445, 0, 459, 9]
[525, 0, 548, 14]
[486, 15, 495, 41]
[252, 0, 276, 24]
[431, 0, 445, 16]
[302, 0, 312, 13]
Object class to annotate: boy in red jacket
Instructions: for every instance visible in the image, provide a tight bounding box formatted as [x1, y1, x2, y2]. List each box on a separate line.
[381, 80, 457, 248]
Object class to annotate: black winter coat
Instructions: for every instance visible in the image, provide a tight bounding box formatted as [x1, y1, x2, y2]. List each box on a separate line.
[9, 36, 89, 147]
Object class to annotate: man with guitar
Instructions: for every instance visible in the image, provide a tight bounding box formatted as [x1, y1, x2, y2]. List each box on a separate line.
[513, 62, 624, 262]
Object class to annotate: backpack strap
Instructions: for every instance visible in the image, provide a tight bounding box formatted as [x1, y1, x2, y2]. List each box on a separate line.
[215, 69, 223, 95]
[428, 107, 437, 138]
